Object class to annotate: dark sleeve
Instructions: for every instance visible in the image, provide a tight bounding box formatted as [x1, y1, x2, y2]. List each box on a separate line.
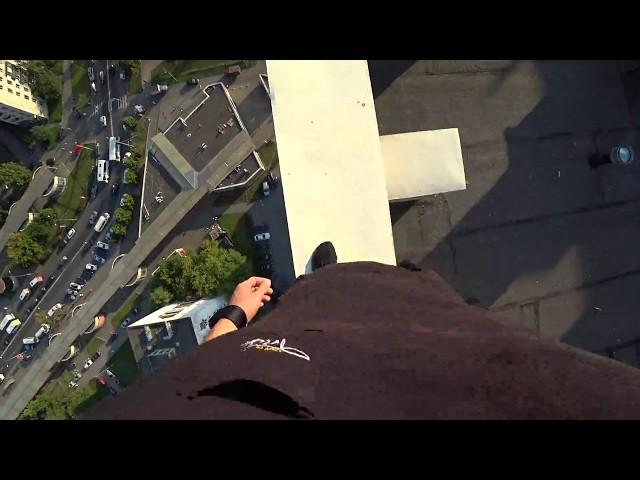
[88, 262, 640, 420]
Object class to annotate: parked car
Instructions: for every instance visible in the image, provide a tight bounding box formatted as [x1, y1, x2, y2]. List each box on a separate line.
[94, 213, 110, 233]
[254, 232, 271, 242]
[47, 303, 63, 317]
[186, 78, 200, 86]
[66, 288, 76, 296]
[83, 358, 93, 370]
[34, 324, 50, 340]
[104, 228, 114, 242]
[85, 263, 98, 272]
[0, 313, 16, 332]
[58, 256, 68, 268]
[88, 210, 98, 225]
[19, 288, 30, 302]
[90, 351, 101, 362]
[120, 317, 132, 329]
[5, 319, 22, 335]
[64, 228, 76, 244]
[28, 275, 43, 288]
[119, 71, 126, 80]
[133, 104, 146, 115]
[96, 241, 110, 250]
[262, 181, 270, 197]
[44, 275, 56, 288]
[99, 115, 107, 128]
[93, 254, 106, 264]
[69, 282, 83, 291]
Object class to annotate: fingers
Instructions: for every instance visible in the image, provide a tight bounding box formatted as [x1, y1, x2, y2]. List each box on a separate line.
[262, 294, 271, 303]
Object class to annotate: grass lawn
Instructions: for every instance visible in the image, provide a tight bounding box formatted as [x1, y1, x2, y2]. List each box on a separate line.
[238, 142, 279, 203]
[219, 212, 256, 268]
[108, 342, 139, 386]
[111, 292, 140, 328]
[133, 117, 149, 167]
[86, 337, 104, 356]
[151, 60, 256, 85]
[74, 378, 109, 415]
[127, 61, 142, 95]
[50, 144, 95, 221]
[71, 60, 90, 109]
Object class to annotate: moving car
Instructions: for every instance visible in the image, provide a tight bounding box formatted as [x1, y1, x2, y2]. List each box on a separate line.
[28, 275, 43, 288]
[100, 115, 107, 128]
[119, 71, 126, 80]
[69, 282, 83, 291]
[254, 232, 271, 242]
[59, 255, 68, 267]
[96, 241, 110, 250]
[47, 303, 63, 317]
[5, 319, 22, 335]
[88, 210, 98, 225]
[64, 228, 76, 244]
[186, 78, 199, 86]
[19, 288, 30, 302]
[111, 183, 120, 195]
[262, 181, 270, 197]
[85, 263, 98, 272]
[93, 254, 106, 264]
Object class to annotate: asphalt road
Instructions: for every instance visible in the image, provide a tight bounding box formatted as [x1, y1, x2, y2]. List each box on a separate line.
[0, 60, 143, 379]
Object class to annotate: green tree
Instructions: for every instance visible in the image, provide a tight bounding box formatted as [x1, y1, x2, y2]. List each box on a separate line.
[28, 125, 56, 149]
[76, 92, 89, 109]
[21, 383, 95, 420]
[7, 232, 47, 267]
[0, 162, 32, 192]
[35, 307, 65, 329]
[23, 222, 49, 243]
[25, 61, 61, 103]
[111, 221, 128, 240]
[0, 208, 7, 225]
[155, 254, 195, 299]
[124, 168, 138, 185]
[114, 207, 132, 224]
[122, 116, 138, 130]
[120, 194, 135, 210]
[35, 208, 57, 227]
[123, 156, 138, 170]
[119, 60, 139, 76]
[189, 240, 252, 297]
[150, 286, 174, 310]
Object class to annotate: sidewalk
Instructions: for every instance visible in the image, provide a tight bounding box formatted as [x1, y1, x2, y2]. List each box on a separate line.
[141, 60, 163, 86]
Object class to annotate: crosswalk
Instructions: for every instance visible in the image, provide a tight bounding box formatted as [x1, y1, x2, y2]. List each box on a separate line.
[109, 95, 128, 112]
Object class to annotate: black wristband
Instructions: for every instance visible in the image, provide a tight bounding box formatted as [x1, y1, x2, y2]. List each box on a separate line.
[209, 305, 247, 330]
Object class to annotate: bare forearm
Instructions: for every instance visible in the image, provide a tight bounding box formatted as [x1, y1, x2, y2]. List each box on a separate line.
[205, 318, 238, 342]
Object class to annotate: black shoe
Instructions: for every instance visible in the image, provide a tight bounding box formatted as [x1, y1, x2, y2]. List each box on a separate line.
[311, 241, 337, 271]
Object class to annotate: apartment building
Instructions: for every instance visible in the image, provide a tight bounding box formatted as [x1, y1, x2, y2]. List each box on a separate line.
[0, 60, 48, 125]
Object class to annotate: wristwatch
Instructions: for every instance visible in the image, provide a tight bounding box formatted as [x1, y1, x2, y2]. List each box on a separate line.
[208, 305, 248, 330]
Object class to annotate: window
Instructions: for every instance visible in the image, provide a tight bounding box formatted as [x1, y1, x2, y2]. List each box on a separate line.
[0, 84, 3, 90]
[16, 92, 20, 97]
[24, 95, 29, 101]
[23, 86, 28, 91]
[7, 79, 12, 85]
[8, 88, 12, 93]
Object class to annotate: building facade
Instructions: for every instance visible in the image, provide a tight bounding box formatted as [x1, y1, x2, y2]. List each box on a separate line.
[0, 60, 48, 125]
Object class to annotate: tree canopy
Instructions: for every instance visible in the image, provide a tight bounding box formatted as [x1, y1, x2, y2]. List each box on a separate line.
[153, 241, 251, 303]
[150, 286, 174, 310]
[7, 232, 47, 267]
[0, 162, 32, 193]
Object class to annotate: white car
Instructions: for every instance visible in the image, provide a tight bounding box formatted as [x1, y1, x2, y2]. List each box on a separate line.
[94, 254, 106, 264]
[96, 241, 110, 250]
[100, 115, 107, 127]
[119, 72, 126, 80]
[29, 275, 44, 288]
[83, 358, 93, 370]
[85, 263, 98, 272]
[64, 228, 76, 243]
[47, 303, 63, 317]
[69, 282, 83, 291]
[262, 181, 270, 196]
[254, 232, 271, 242]
[34, 324, 50, 340]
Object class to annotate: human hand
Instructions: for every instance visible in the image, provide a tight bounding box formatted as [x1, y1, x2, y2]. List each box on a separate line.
[229, 276, 273, 324]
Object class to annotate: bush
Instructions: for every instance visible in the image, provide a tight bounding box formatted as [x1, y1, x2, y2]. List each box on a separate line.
[0, 162, 32, 193]
[114, 207, 132, 224]
[122, 116, 137, 131]
[7, 232, 47, 267]
[150, 287, 174, 310]
[120, 194, 135, 210]
[123, 157, 138, 170]
[76, 93, 89, 109]
[124, 168, 138, 185]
